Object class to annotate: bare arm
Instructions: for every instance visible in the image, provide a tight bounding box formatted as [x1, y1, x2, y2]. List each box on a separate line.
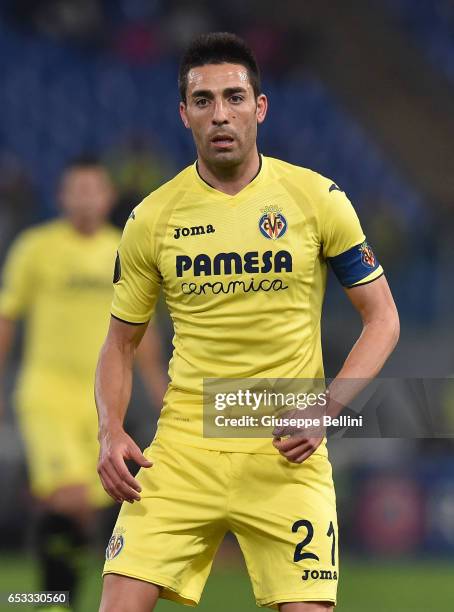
[0, 316, 16, 421]
[328, 274, 400, 405]
[274, 275, 399, 462]
[95, 316, 152, 504]
[135, 323, 168, 411]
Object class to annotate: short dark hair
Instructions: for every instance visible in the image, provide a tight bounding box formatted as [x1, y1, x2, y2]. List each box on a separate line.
[178, 32, 261, 103]
[64, 154, 104, 172]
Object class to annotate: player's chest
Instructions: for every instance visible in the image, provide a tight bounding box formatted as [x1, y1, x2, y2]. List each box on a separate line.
[159, 198, 320, 296]
[35, 241, 114, 295]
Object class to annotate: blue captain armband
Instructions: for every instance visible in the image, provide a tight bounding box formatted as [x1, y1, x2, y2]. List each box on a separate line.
[328, 241, 382, 288]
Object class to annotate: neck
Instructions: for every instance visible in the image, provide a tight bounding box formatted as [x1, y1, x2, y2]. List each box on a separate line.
[66, 216, 103, 236]
[197, 148, 261, 196]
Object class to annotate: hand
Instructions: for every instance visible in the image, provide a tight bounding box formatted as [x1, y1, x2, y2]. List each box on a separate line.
[273, 435, 324, 464]
[272, 406, 325, 463]
[97, 427, 152, 504]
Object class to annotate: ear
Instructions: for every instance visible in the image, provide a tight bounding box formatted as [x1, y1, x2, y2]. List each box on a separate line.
[256, 94, 268, 125]
[179, 101, 191, 129]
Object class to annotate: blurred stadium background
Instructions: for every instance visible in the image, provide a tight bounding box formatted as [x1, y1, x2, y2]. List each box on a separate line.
[1, 0, 454, 610]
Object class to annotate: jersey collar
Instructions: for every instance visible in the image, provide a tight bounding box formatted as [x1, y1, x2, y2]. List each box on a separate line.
[193, 154, 265, 198]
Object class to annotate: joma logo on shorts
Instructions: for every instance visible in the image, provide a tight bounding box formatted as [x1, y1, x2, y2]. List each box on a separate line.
[302, 569, 337, 581]
[174, 224, 215, 239]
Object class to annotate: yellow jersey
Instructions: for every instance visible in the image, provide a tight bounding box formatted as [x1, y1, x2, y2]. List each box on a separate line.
[0, 220, 120, 411]
[112, 155, 383, 452]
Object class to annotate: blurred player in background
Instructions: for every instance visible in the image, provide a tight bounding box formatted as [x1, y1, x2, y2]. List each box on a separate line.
[96, 33, 399, 612]
[0, 157, 167, 609]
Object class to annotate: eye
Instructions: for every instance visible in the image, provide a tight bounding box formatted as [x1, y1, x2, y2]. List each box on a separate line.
[230, 94, 244, 104]
[195, 98, 209, 107]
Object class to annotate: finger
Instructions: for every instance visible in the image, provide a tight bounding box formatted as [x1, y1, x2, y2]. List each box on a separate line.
[110, 455, 143, 493]
[273, 441, 305, 461]
[113, 473, 141, 502]
[283, 443, 312, 462]
[127, 443, 153, 468]
[99, 464, 128, 502]
[99, 471, 123, 504]
[112, 478, 140, 503]
[273, 435, 308, 452]
[288, 438, 322, 463]
[119, 484, 140, 504]
[293, 447, 317, 464]
[103, 461, 141, 502]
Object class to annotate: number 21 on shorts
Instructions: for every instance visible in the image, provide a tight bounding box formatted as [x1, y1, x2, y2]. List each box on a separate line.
[292, 519, 337, 567]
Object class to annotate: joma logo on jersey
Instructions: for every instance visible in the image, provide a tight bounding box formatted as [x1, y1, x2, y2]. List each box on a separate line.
[174, 224, 215, 239]
[302, 569, 338, 581]
[259, 211, 287, 240]
[176, 250, 292, 277]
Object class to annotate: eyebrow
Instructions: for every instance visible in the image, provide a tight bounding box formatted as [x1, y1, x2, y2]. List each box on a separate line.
[191, 86, 248, 99]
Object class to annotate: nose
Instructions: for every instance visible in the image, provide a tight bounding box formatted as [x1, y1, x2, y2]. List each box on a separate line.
[211, 99, 229, 125]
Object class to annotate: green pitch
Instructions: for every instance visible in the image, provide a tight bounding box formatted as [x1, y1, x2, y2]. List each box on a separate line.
[0, 554, 452, 611]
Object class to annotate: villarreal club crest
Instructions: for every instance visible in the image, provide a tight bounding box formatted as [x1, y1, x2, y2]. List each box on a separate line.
[259, 206, 288, 240]
[359, 241, 376, 268]
[105, 527, 126, 560]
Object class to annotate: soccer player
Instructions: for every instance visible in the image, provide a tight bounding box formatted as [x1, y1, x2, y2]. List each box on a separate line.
[96, 33, 400, 611]
[0, 157, 165, 607]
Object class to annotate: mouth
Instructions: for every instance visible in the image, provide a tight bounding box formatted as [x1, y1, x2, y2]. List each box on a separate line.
[210, 134, 235, 148]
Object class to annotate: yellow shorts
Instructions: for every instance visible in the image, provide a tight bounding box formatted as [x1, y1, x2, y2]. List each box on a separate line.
[16, 379, 110, 508]
[103, 438, 338, 608]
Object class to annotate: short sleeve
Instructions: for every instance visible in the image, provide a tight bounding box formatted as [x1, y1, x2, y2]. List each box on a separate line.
[0, 231, 37, 319]
[320, 183, 383, 287]
[111, 207, 162, 324]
